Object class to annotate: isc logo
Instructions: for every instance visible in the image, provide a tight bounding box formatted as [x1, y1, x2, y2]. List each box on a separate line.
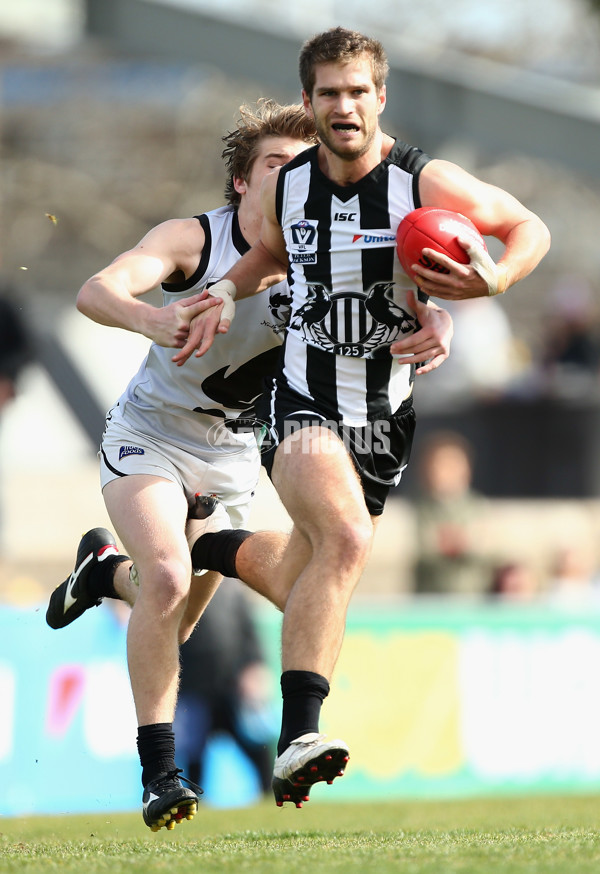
[334, 212, 357, 222]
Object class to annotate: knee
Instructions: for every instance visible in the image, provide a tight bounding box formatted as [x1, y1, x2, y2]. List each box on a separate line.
[343, 518, 373, 565]
[323, 515, 373, 570]
[136, 558, 190, 615]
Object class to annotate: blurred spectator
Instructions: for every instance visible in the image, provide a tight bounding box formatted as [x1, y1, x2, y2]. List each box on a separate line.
[538, 274, 600, 396]
[0, 291, 33, 414]
[544, 544, 600, 607]
[415, 297, 519, 409]
[173, 579, 277, 799]
[489, 560, 539, 602]
[411, 430, 492, 595]
[0, 290, 33, 544]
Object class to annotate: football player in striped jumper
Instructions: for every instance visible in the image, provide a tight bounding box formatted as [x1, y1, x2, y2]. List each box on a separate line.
[176, 27, 550, 807]
[45, 100, 323, 831]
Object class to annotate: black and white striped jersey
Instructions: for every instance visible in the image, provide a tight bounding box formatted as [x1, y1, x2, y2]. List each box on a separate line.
[112, 205, 291, 456]
[275, 140, 431, 426]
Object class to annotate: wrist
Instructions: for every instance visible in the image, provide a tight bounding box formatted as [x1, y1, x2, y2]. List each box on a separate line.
[207, 279, 237, 322]
[132, 299, 159, 337]
[490, 263, 508, 296]
[208, 279, 237, 302]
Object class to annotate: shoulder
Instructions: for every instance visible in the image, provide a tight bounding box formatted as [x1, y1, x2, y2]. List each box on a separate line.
[275, 146, 316, 193]
[418, 158, 484, 206]
[199, 204, 236, 229]
[260, 167, 284, 222]
[280, 145, 317, 175]
[272, 146, 316, 219]
[139, 216, 206, 254]
[387, 140, 432, 175]
[132, 216, 209, 285]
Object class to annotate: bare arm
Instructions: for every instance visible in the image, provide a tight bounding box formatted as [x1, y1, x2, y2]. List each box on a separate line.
[412, 160, 551, 300]
[77, 218, 219, 348]
[173, 171, 287, 364]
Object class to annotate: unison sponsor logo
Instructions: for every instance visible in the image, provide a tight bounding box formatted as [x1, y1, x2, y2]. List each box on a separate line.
[352, 233, 396, 245]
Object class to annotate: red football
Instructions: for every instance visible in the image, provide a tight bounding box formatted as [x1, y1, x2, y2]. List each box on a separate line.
[396, 207, 486, 282]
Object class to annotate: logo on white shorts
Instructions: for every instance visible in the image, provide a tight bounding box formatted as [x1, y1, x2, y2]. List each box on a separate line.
[119, 445, 145, 460]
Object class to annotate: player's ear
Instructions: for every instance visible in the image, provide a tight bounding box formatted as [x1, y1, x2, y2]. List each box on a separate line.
[233, 176, 247, 196]
[302, 90, 314, 117]
[377, 85, 386, 115]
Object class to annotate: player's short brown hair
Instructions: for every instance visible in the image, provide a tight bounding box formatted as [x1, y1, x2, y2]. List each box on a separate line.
[222, 99, 318, 207]
[299, 27, 389, 98]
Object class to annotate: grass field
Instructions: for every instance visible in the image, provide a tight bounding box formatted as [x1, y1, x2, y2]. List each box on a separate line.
[2, 794, 600, 873]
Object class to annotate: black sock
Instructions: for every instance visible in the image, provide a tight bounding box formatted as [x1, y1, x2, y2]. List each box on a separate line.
[190, 529, 252, 578]
[87, 554, 130, 601]
[277, 670, 330, 756]
[136, 723, 177, 787]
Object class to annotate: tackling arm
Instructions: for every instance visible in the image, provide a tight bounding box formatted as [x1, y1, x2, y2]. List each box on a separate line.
[76, 219, 218, 348]
[173, 171, 289, 363]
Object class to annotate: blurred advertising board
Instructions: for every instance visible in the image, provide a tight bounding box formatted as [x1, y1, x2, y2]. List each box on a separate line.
[2, 600, 600, 815]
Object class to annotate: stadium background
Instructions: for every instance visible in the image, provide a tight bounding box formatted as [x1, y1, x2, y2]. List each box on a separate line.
[2, 0, 600, 814]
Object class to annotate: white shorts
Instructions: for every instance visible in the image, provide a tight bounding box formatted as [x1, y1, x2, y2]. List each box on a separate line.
[99, 416, 259, 529]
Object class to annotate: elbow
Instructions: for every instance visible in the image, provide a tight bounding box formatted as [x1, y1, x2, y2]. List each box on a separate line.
[76, 281, 94, 316]
[542, 222, 552, 257]
[255, 238, 288, 274]
[532, 215, 551, 259]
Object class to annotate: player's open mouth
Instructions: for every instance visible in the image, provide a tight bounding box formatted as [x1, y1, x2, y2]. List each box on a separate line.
[332, 123, 359, 132]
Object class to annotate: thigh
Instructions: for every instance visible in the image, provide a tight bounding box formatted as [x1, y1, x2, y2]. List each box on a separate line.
[103, 473, 191, 576]
[256, 382, 369, 535]
[271, 424, 369, 543]
[102, 416, 259, 529]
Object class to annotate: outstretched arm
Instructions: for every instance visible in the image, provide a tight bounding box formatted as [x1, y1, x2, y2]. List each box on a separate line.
[77, 218, 219, 348]
[173, 170, 288, 364]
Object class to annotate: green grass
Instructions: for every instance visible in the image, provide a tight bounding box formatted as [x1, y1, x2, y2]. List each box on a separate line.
[2, 795, 600, 873]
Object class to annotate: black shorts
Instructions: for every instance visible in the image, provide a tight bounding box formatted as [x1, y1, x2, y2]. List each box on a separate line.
[254, 380, 416, 516]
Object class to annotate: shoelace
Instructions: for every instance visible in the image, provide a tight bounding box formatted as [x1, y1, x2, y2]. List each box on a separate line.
[163, 767, 204, 797]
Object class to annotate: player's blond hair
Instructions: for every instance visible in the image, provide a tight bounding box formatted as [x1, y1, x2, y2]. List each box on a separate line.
[299, 26, 389, 98]
[222, 99, 318, 207]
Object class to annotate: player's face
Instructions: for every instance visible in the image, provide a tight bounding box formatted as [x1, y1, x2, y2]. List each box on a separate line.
[240, 135, 310, 217]
[303, 56, 385, 161]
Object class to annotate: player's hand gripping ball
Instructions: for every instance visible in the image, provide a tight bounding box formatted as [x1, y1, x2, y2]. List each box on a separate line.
[396, 207, 487, 283]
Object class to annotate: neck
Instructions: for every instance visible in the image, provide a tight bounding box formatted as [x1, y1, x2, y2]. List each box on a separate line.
[236, 202, 262, 246]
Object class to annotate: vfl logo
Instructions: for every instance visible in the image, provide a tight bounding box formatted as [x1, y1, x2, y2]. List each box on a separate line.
[290, 281, 416, 356]
[289, 219, 318, 264]
[119, 445, 145, 460]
